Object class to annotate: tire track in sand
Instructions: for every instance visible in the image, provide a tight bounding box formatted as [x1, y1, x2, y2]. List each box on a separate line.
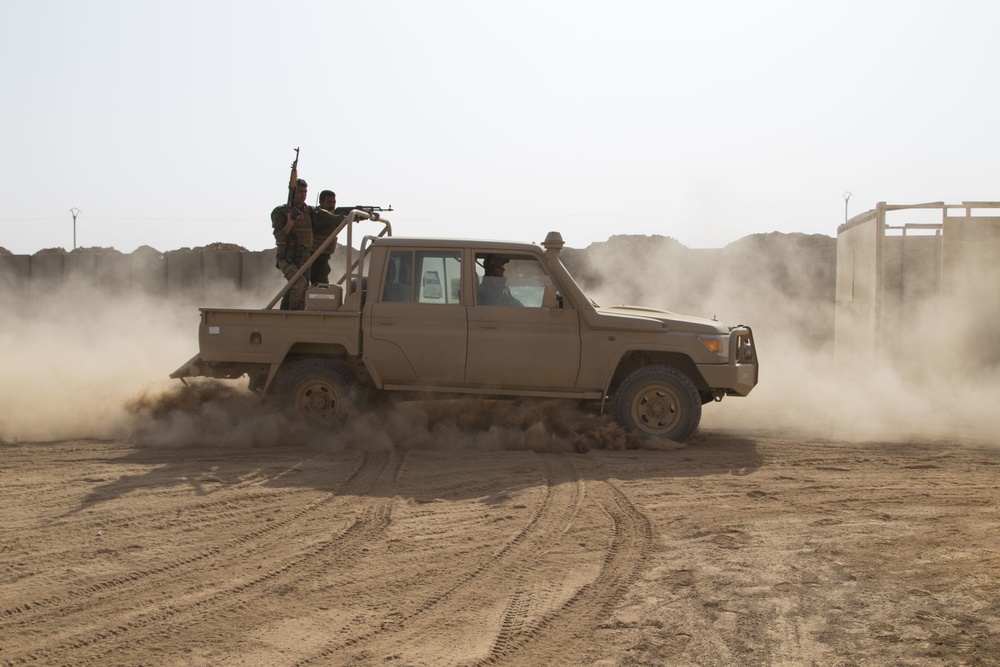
[1, 450, 401, 666]
[294, 452, 595, 666]
[1, 455, 340, 624]
[478, 475, 655, 666]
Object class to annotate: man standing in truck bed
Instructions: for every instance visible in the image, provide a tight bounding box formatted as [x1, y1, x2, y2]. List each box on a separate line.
[270, 179, 341, 310]
[311, 189, 342, 286]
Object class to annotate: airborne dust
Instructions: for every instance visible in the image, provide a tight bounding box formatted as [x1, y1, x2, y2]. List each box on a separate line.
[578, 233, 1000, 443]
[1, 234, 998, 448]
[126, 380, 632, 453]
[0, 276, 631, 452]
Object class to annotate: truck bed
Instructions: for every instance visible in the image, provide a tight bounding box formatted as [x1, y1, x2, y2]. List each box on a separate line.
[196, 308, 362, 364]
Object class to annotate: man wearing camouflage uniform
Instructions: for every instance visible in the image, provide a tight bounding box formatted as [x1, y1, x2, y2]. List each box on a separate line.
[271, 179, 341, 310]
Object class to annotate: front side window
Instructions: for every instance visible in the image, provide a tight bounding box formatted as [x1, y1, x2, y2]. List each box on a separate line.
[475, 254, 553, 308]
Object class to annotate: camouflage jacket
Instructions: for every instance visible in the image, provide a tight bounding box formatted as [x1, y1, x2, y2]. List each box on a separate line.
[311, 207, 345, 254]
[270, 204, 342, 253]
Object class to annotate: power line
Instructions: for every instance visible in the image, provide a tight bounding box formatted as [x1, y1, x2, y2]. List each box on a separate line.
[0, 216, 261, 224]
[0, 197, 875, 226]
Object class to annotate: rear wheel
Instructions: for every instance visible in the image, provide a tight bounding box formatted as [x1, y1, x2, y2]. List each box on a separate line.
[613, 364, 701, 442]
[275, 360, 355, 424]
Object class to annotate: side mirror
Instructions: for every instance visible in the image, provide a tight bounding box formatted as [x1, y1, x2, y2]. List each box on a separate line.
[542, 284, 560, 309]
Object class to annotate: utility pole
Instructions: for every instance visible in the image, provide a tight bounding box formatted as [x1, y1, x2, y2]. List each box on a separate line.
[843, 192, 852, 223]
[70, 207, 82, 249]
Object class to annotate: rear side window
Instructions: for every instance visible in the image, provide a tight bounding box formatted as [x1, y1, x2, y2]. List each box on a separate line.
[382, 250, 462, 305]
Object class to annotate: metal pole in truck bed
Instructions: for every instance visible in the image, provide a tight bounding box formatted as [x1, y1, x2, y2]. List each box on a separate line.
[264, 209, 391, 310]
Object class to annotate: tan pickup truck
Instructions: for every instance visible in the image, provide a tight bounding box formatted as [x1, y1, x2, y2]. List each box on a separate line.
[172, 212, 758, 441]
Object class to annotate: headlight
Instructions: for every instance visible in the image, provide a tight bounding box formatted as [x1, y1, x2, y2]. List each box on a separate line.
[697, 334, 729, 360]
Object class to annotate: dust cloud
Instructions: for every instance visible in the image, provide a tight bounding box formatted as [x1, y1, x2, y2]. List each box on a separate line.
[0, 285, 197, 441]
[337, 396, 633, 453]
[0, 279, 631, 451]
[125, 380, 633, 454]
[578, 234, 1000, 443]
[3, 234, 997, 448]
[123, 380, 305, 449]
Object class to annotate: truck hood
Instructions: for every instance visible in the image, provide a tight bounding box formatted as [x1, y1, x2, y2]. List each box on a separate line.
[594, 305, 729, 333]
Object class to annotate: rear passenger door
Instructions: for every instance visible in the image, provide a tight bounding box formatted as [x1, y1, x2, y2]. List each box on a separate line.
[367, 249, 467, 385]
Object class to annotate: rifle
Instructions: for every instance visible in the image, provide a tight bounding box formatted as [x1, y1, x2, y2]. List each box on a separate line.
[286, 147, 301, 221]
[283, 147, 301, 261]
[333, 205, 393, 220]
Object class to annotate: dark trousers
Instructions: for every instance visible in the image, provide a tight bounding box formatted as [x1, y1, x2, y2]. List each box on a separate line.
[310, 253, 332, 285]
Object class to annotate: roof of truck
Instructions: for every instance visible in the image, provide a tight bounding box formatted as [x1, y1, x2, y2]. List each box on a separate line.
[371, 236, 546, 252]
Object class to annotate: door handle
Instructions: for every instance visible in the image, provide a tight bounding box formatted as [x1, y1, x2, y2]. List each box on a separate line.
[479, 323, 498, 329]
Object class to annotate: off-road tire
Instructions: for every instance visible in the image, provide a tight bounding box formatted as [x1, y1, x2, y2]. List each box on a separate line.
[274, 360, 356, 424]
[613, 364, 702, 442]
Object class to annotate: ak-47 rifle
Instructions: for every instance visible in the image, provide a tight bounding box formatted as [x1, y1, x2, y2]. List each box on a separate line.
[282, 147, 301, 260]
[286, 147, 301, 223]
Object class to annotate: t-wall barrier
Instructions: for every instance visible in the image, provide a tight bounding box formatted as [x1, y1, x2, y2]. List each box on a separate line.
[0, 249, 287, 307]
[835, 201, 1000, 365]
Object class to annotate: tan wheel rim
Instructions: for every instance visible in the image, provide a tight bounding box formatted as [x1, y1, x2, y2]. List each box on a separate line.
[295, 380, 339, 419]
[630, 384, 680, 435]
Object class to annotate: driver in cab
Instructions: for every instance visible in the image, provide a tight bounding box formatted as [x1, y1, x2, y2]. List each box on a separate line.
[478, 254, 523, 307]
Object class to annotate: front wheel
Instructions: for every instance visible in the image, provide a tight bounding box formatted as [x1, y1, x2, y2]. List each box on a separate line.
[613, 365, 701, 442]
[274, 360, 356, 424]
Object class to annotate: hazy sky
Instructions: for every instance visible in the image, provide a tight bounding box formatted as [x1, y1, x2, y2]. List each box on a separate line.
[1, 0, 997, 255]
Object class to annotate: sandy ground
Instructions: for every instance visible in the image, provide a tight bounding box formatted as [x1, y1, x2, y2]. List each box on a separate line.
[2, 422, 998, 667]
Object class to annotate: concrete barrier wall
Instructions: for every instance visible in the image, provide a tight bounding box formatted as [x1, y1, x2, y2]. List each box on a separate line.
[166, 252, 204, 299]
[92, 253, 133, 297]
[942, 217, 1000, 296]
[0, 244, 541, 304]
[835, 205, 1000, 367]
[835, 210, 880, 361]
[131, 253, 168, 297]
[942, 217, 1000, 364]
[3, 240, 834, 321]
[0, 250, 288, 308]
[0, 255, 30, 298]
[880, 234, 942, 336]
[30, 254, 65, 296]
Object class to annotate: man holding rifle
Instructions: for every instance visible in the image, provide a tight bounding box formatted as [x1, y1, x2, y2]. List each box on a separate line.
[311, 189, 342, 286]
[271, 178, 342, 310]
[270, 150, 342, 310]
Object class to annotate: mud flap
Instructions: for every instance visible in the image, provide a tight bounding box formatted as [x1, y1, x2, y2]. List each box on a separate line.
[259, 363, 283, 398]
[169, 353, 204, 383]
